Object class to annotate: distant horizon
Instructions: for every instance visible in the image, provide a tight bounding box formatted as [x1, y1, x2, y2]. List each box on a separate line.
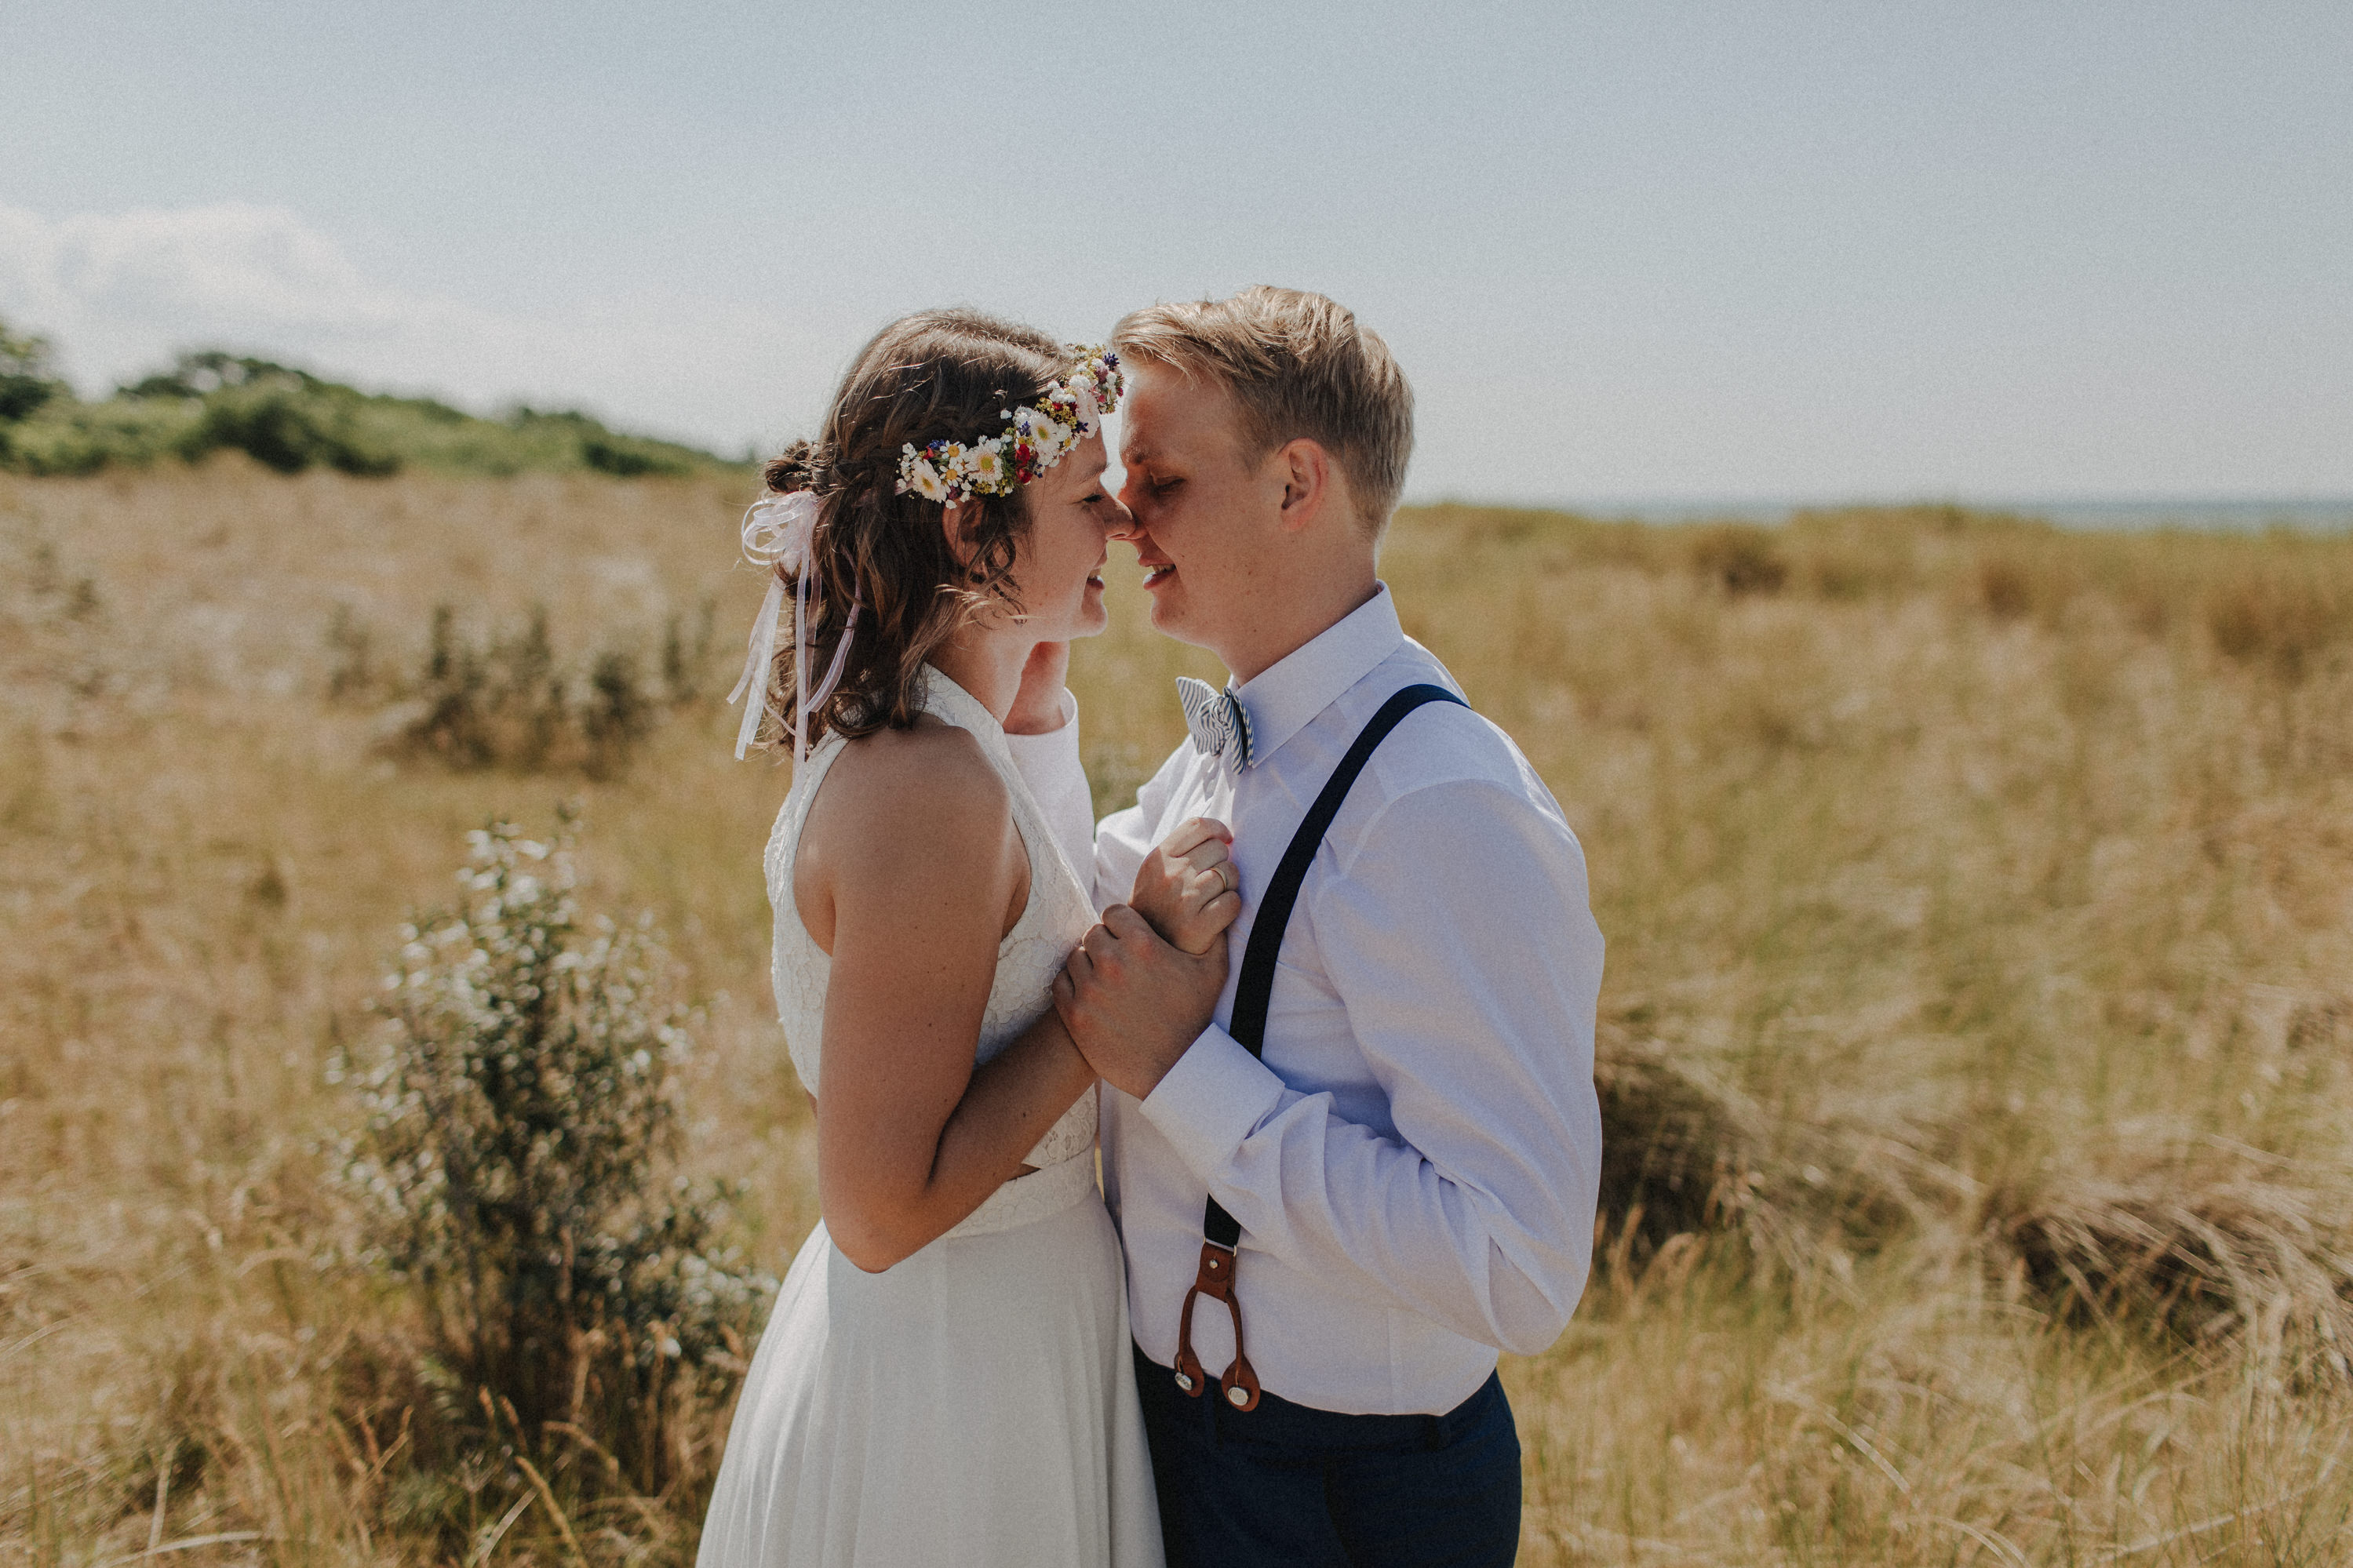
[1499, 497, 2353, 533]
[15, 308, 2352, 524]
[1528, 494, 2353, 512]
[9, 2, 2350, 504]
[14, 329, 2348, 531]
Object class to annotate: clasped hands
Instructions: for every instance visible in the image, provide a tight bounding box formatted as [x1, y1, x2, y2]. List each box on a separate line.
[1051, 817, 1240, 1101]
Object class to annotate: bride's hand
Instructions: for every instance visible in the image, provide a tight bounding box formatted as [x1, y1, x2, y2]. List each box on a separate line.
[1128, 817, 1240, 955]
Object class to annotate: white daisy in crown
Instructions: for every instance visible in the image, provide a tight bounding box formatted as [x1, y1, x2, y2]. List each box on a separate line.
[896, 346, 1122, 506]
[898, 445, 952, 504]
[966, 442, 1009, 490]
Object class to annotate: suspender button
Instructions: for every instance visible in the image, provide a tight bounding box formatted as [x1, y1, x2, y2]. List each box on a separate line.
[1226, 1385, 1251, 1408]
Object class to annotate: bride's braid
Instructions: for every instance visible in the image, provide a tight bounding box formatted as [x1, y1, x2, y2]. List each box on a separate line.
[752, 309, 1065, 750]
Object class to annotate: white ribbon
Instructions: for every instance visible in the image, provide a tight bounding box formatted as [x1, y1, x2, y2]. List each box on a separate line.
[740, 489, 821, 574]
[727, 492, 858, 762]
[727, 571, 787, 761]
[798, 602, 858, 759]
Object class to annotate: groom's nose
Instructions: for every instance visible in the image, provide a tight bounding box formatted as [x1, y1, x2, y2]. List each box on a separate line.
[1114, 474, 1156, 537]
[1103, 493, 1139, 540]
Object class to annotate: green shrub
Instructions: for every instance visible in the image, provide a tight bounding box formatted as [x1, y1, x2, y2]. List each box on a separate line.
[1688, 522, 1790, 595]
[334, 818, 769, 1498]
[583, 649, 657, 780]
[581, 432, 698, 478]
[0, 318, 66, 424]
[661, 601, 719, 708]
[392, 604, 681, 777]
[182, 377, 400, 476]
[1977, 555, 2034, 619]
[0, 326, 747, 479]
[0, 391, 199, 475]
[2206, 572, 2348, 681]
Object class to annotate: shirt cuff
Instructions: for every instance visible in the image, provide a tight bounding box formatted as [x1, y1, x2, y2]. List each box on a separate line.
[1138, 1024, 1287, 1184]
[1000, 686, 1076, 740]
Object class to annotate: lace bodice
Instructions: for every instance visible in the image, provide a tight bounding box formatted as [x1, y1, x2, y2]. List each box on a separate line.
[764, 668, 1099, 1229]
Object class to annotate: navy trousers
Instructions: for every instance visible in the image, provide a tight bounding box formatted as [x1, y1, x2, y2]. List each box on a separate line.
[1133, 1344, 1522, 1567]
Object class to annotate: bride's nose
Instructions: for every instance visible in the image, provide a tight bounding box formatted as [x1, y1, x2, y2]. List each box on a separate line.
[1102, 494, 1138, 539]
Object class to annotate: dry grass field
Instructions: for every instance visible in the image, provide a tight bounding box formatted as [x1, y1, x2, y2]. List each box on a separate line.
[4, 464, 2351, 1565]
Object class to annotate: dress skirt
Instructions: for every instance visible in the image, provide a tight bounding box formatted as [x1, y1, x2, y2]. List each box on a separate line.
[697, 1155, 1164, 1567]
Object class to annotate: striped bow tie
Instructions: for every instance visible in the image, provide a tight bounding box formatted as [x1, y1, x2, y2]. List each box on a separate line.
[1175, 676, 1252, 769]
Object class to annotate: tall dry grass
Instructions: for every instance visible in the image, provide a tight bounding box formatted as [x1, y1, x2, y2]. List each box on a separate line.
[1393, 506, 2353, 1564]
[2, 466, 2349, 1563]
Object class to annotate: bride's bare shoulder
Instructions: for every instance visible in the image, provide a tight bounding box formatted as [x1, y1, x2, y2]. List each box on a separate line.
[811, 719, 1012, 853]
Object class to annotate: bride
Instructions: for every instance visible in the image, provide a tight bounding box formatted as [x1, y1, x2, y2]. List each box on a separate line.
[698, 311, 1236, 1566]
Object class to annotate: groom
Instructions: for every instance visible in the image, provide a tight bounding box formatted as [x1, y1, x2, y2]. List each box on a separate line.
[1054, 287, 1605, 1566]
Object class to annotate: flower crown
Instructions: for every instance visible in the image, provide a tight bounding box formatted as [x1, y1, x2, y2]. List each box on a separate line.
[896, 346, 1123, 507]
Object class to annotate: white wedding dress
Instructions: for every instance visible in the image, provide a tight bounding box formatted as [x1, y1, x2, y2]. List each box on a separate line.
[698, 668, 1163, 1568]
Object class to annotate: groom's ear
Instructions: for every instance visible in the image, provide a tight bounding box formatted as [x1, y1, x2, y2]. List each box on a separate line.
[1273, 438, 1334, 535]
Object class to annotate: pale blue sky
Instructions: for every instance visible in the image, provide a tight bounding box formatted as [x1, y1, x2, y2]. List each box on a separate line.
[5, 1, 2348, 502]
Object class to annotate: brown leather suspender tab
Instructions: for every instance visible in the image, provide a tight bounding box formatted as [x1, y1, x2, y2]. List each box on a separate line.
[1174, 685, 1467, 1413]
[1173, 1241, 1261, 1410]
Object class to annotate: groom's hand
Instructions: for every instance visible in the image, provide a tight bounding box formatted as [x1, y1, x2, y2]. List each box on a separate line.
[1004, 642, 1071, 735]
[1052, 904, 1228, 1101]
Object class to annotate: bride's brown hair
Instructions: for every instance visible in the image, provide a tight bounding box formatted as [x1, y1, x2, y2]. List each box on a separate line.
[752, 308, 1069, 749]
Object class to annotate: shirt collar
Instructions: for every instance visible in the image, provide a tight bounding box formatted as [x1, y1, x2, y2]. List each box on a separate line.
[1228, 584, 1404, 770]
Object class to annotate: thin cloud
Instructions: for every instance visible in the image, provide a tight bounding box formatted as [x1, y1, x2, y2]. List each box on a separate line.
[0, 202, 830, 453]
[0, 202, 490, 381]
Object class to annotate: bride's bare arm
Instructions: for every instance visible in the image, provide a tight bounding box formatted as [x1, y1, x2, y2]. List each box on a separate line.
[797, 724, 1096, 1274]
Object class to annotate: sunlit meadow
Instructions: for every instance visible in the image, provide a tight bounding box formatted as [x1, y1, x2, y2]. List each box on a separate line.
[3, 465, 2349, 1564]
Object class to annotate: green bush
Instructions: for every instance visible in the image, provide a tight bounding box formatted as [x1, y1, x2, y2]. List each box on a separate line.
[387, 603, 690, 778]
[0, 395, 199, 475]
[583, 649, 657, 777]
[0, 320, 746, 479]
[184, 376, 401, 476]
[1688, 522, 1790, 595]
[334, 818, 770, 1500]
[0, 319, 66, 424]
[582, 432, 699, 478]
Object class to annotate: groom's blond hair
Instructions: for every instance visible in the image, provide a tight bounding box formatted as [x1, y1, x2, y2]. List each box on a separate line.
[1113, 286, 1413, 537]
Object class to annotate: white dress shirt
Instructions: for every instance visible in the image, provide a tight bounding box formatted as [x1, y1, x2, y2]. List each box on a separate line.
[1001, 689, 1097, 886]
[1089, 585, 1605, 1417]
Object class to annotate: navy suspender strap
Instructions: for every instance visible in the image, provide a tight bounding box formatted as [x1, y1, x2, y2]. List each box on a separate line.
[1171, 682, 1470, 1411]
